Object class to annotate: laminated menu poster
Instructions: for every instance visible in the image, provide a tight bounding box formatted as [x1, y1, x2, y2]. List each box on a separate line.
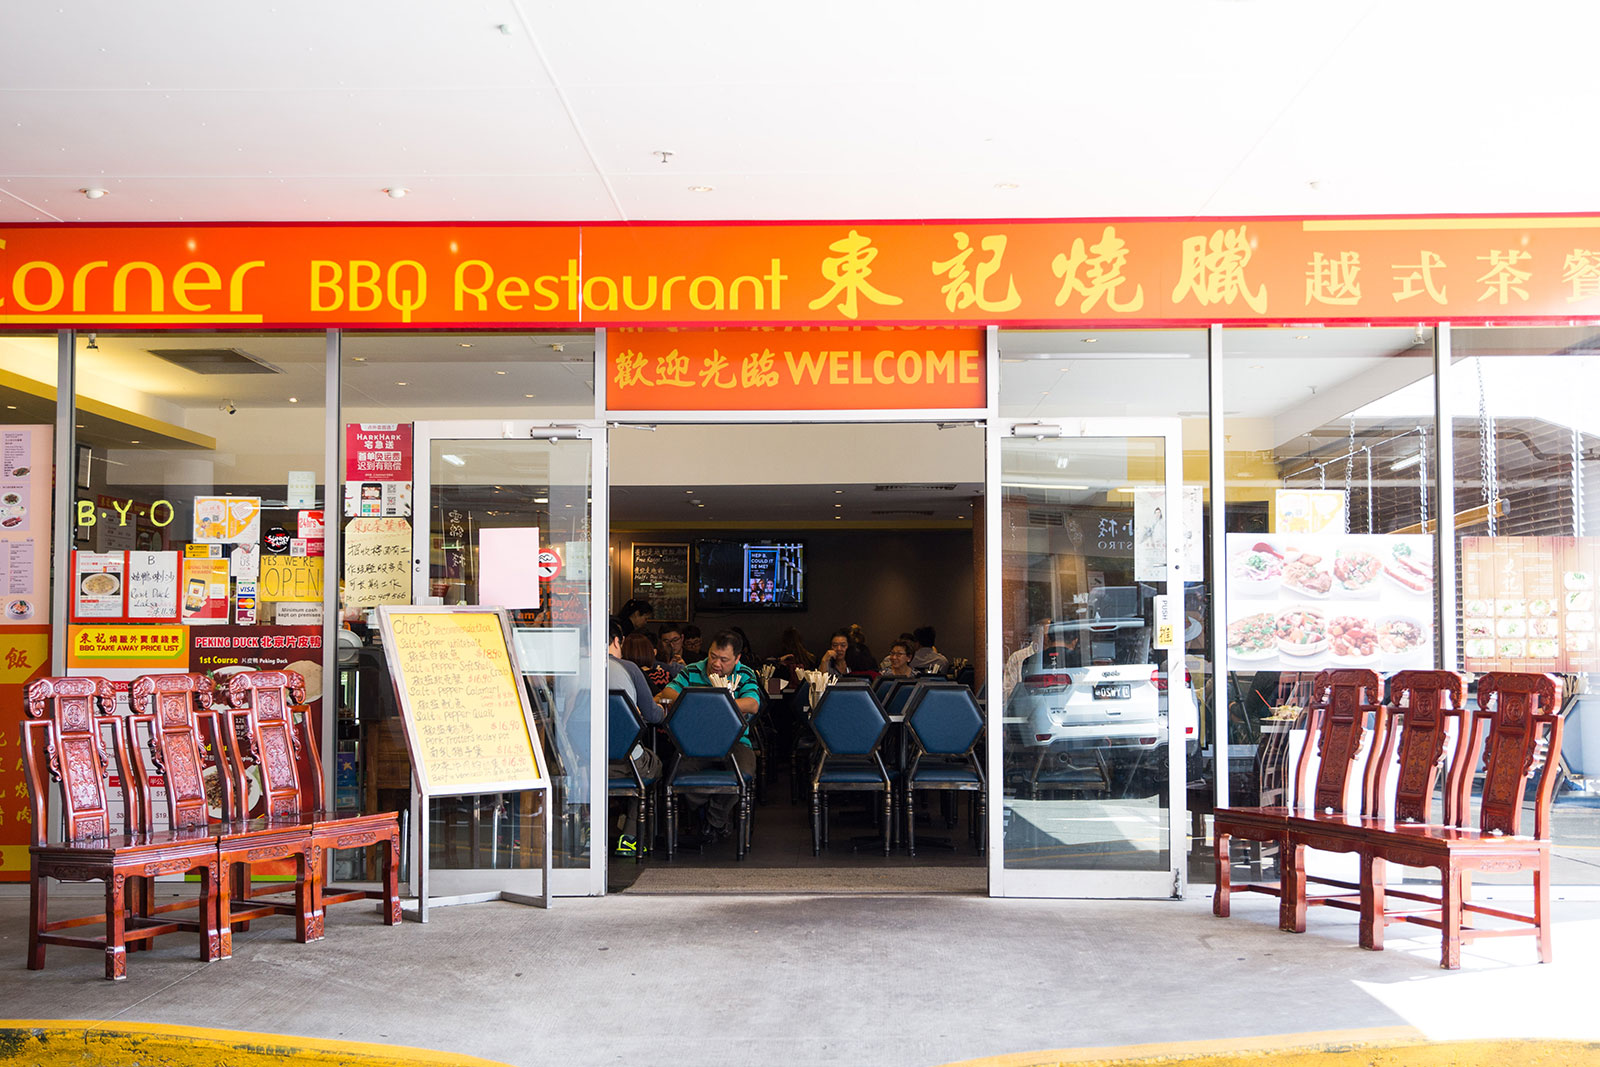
[1462, 536, 1600, 674]
[1224, 533, 1434, 672]
[72, 551, 126, 620]
[0, 425, 50, 626]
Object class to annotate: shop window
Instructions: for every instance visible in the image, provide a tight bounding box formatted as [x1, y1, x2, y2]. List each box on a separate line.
[1219, 326, 1436, 881]
[1451, 326, 1600, 887]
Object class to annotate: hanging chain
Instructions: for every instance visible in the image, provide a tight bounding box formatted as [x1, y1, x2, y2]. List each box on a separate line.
[1318, 462, 1326, 491]
[1344, 415, 1355, 535]
[1575, 427, 1585, 537]
[1418, 425, 1429, 527]
[1477, 359, 1498, 535]
[1366, 446, 1374, 534]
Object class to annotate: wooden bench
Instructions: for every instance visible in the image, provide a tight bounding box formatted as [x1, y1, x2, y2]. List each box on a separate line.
[221, 670, 401, 929]
[1215, 669, 1562, 969]
[1213, 668, 1385, 928]
[126, 672, 319, 956]
[23, 676, 221, 980]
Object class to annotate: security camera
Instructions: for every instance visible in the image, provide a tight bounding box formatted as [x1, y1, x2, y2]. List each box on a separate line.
[220, 401, 237, 416]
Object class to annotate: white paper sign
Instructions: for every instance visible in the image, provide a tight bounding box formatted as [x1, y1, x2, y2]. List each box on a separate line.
[230, 542, 260, 580]
[286, 471, 317, 509]
[479, 527, 541, 609]
[127, 551, 179, 620]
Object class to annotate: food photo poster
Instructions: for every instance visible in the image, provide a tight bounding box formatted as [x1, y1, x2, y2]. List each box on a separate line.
[1224, 533, 1434, 672]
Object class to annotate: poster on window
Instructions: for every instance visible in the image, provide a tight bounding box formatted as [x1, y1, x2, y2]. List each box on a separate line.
[1224, 533, 1433, 672]
[1462, 536, 1600, 674]
[193, 496, 261, 544]
[0, 425, 50, 626]
[1133, 487, 1203, 582]
[181, 558, 230, 624]
[72, 551, 127, 621]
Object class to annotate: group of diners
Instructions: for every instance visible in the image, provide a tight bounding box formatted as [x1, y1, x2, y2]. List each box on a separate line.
[603, 601, 969, 857]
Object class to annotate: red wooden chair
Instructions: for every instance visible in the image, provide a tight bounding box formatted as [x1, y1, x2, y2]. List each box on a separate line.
[221, 670, 401, 930]
[128, 672, 318, 956]
[1356, 671, 1563, 968]
[22, 676, 220, 980]
[1213, 668, 1385, 928]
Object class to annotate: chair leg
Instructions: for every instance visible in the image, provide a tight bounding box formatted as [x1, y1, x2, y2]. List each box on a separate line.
[1280, 839, 1307, 934]
[821, 792, 830, 848]
[105, 874, 128, 981]
[665, 791, 676, 861]
[883, 789, 892, 856]
[1441, 865, 1464, 969]
[976, 788, 986, 854]
[1212, 830, 1232, 918]
[907, 787, 917, 857]
[216, 857, 235, 959]
[383, 831, 402, 925]
[1535, 860, 1553, 963]
[1359, 852, 1386, 951]
[27, 869, 46, 971]
[811, 787, 821, 856]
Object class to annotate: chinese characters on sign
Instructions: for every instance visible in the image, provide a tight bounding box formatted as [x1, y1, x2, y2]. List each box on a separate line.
[344, 423, 413, 517]
[8, 219, 1600, 328]
[1462, 536, 1600, 674]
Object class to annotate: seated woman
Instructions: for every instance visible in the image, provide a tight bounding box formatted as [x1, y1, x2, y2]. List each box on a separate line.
[881, 639, 915, 678]
[622, 632, 670, 694]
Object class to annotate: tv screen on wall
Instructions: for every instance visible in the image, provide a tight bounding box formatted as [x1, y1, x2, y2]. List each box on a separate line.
[693, 539, 806, 611]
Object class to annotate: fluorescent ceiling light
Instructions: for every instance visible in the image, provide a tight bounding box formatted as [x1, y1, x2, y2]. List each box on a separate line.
[1390, 452, 1425, 471]
[1006, 351, 1194, 361]
[441, 453, 466, 467]
[1004, 482, 1091, 491]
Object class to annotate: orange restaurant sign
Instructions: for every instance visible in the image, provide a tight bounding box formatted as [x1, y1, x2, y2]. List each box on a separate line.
[4, 217, 1600, 329]
[608, 327, 985, 410]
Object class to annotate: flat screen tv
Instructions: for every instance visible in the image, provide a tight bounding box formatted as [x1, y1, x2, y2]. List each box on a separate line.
[693, 539, 806, 611]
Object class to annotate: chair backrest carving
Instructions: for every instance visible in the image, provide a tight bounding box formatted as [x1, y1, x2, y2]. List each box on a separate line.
[23, 676, 119, 842]
[1297, 668, 1383, 814]
[129, 673, 220, 830]
[1474, 672, 1563, 839]
[223, 669, 315, 818]
[1381, 670, 1468, 825]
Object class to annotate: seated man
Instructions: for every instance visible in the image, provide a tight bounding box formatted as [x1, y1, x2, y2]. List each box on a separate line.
[657, 624, 687, 675]
[653, 629, 761, 843]
[608, 619, 662, 856]
[681, 624, 704, 662]
[911, 625, 949, 675]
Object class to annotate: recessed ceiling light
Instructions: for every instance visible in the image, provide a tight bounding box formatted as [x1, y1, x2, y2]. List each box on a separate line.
[688, 185, 714, 193]
[534, 496, 548, 504]
[288, 397, 298, 403]
[75, 424, 84, 429]
[395, 381, 408, 386]
[564, 503, 572, 508]
[523, 394, 535, 398]
[994, 182, 1019, 190]
[129, 439, 140, 444]
[351, 356, 366, 362]
[459, 343, 473, 348]
[834, 503, 842, 508]
[1295, 335, 1309, 340]
[685, 489, 695, 494]
[384, 187, 409, 199]
[4, 406, 14, 411]
[834, 515, 841, 520]
[80, 187, 109, 199]
[495, 370, 506, 375]
[1081, 337, 1098, 343]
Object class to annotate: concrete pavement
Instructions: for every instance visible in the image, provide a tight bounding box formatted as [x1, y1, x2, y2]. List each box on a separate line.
[3, 885, 1599, 1067]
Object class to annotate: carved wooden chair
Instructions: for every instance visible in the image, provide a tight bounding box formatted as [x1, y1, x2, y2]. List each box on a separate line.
[128, 672, 317, 955]
[1355, 671, 1563, 968]
[22, 675, 220, 980]
[221, 670, 401, 930]
[1213, 668, 1385, 928]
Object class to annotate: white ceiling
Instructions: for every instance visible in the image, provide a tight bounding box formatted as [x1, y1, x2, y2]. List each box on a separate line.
[4, 2, 1599, 223]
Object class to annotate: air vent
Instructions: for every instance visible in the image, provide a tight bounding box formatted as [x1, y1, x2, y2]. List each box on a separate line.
[1027, 509, 1065, 527]
[146, 348, 281, 374]
[873, 483, 958, 493]
[870, 509, 936, 517]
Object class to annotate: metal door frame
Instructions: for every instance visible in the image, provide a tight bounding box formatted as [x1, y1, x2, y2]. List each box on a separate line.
[985, 415, 1194, 898]
[411, 418, 607, 898]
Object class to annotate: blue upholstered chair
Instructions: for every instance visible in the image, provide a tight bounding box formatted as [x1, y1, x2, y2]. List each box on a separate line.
[904, 684, 987, 855]
[809, 680, 894, 855]
[607, 689, 656, 864]
[663, 687, 753, 860]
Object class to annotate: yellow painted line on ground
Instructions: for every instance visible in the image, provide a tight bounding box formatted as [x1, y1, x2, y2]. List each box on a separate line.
[937, 1028, 1600, 1067]
[1303, 217, 1600, 231]
[0, 1021, 513, 1067]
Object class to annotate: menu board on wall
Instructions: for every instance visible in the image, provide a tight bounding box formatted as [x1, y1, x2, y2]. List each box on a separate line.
[0, 426, 50, 625]
[631, 543, 689, 621]
[376, 606, 545, 794]
[1462, 536, 1600, 673]
[1224, 533, 1435, 673]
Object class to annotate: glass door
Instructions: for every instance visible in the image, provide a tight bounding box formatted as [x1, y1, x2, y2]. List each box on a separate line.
[990, 418, 1193, 897]
[412, 420, 604, 898]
